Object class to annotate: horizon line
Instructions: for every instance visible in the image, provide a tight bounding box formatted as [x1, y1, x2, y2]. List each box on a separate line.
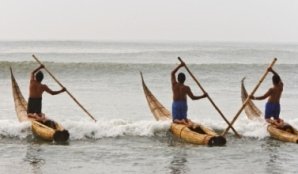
[0, 39, 297, 44]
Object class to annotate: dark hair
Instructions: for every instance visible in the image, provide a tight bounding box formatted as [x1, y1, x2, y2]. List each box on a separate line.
[36, 71, 44, 82]
[272, 75, 280, 85]
[177, 73, 185, 83]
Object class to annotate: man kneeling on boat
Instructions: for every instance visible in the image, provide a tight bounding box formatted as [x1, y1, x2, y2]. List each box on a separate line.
[251, 67, 284, 127]
[27, 65, 66, 128]
[171, 61, 207, 128]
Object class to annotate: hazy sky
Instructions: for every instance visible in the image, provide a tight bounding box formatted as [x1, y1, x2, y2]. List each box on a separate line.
[0, 0, 298, 42]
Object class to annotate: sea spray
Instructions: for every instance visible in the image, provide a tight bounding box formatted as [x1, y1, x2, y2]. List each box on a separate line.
[62, 119, 171, 140]
[0, 120, 31, 139]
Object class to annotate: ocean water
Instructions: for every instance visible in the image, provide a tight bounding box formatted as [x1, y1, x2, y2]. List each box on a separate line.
[0, 41, 298, 174]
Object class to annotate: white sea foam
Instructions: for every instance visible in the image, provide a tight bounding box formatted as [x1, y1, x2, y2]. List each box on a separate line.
[3, 117, 298, 140]
[0, 120, 31, 139]
[0, 119, 171, 140]
[63, 119, 171, 140]
[236, 118, 269, 139]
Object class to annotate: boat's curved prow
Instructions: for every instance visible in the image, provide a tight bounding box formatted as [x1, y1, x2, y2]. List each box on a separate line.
[241, 77, 262, 119]
[140, 72, 171, 121]
[10, 67, 30, 122]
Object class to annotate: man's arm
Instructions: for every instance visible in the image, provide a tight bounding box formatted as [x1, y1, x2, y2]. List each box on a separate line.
[270, 68, 284, 88]
[269, 67, 279, 76]
[43, 85, 66, 95]
[171, 62, 185, 85]
[269, 67, 282, 82]
[186, 87, 208, 100]
[251, 89, 272, 100]
[31, 65, 44, 80]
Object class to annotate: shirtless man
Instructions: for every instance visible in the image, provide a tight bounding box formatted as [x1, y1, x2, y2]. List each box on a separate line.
[251, 67, 284, 127]
[171, 61, 207, 127]
[28, 65, 66, 122]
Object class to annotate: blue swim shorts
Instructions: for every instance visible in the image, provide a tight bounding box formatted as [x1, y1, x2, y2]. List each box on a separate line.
[265, 102, 280, 119]
[172, 100, 188, 121]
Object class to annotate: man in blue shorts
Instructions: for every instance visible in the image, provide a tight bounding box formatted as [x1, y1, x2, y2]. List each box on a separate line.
[251, 67, 284, 127]
[171, 61, 207, 127]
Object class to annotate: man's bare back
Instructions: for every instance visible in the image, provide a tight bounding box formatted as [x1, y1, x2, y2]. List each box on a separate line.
[29, 80, 48, 98]
[28, 65, 66, 121]
[172, 83, 192, 101]
[267, 83, 283, 103]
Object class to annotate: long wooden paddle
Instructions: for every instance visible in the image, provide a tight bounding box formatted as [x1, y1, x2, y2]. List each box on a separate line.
[32, 54, 97, 122]
[222, 58, 277, 136]
[178, 57, 241, 137]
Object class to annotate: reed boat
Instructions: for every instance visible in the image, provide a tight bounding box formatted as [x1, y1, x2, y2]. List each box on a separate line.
[10, 67, 69, 142]
[141, 73, 226, 146]
[241, 78, 298, 143]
